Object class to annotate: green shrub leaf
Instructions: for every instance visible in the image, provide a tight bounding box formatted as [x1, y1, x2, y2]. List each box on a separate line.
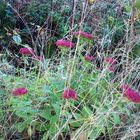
[12, 35, 22, 45]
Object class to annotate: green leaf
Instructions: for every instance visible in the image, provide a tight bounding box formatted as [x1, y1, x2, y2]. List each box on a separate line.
[12, 35, 22, 44]
[35, 121, 49, 132]
[134, 0, 140, 10]
[69, 120, 82, 128]
[124, 5, 132, 13]
[40, 104, 60, 123]
[27, 126, 32, 137]
[89, 127, 102, 140]
[15, 122, 27, 133]
[48, 125, 58, 138]
[82, 106, 93, 117]
[74, 113, 82, 119]
[40, 110, 50, 120]
[108, 16, 114, 23]
[112, 113, 121, 125]
[42, 132, 49, 140]
[107, 124, 113, 136]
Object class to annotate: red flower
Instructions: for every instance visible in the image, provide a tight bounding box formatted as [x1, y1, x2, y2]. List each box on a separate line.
[11, 87, 28, 96]
[55, 39, 75, 48]
[104, 57, 118, 72]
[63, 88, 78, 100]
[73, 30, 93, 39]
[33, 56, 43, 61]
[19, 48, 34, 55]
[104, 57, 118, 65]
[120, 84, 140, 103]
[108, 65, 116, 72]
[84, 55, 95, 61]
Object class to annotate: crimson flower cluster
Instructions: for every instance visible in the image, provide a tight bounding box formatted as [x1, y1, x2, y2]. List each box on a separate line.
[19, 48, 43, 61]
[55, 30, 94, 63]
[120, 84, 140, 103]
[84, 55, 95, 61]
[11, 87, 28, 96]
[73, 30, 93, 40]
[63, 88, 78, 100]
[55, 30, 93, 49]
[55, 39, 75, 48]
[19, 48, 34, 55]
[104, 57, 118, 72]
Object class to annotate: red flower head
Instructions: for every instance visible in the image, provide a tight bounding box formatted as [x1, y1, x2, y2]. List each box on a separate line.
[33, 56, 43, 61]
[120, 84, 140, 103]
[73, 30, 93, 40]
[108, 65, 116, 72]
[19, 48, 34, 55]
[84, 55, 95, 61]
[11, 87, 28, 96]
[55, 39, 75, 48]
[104, 57, 118, 65]
[63, 88, 78, 100]
[104, 57, 118, 72]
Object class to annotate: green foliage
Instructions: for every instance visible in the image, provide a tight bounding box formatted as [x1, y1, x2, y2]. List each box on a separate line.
[100, 2, 126, 48]
[0, 1, 16, 35]
[0, 38, 132, 139]
[134, 0, 140, 10]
